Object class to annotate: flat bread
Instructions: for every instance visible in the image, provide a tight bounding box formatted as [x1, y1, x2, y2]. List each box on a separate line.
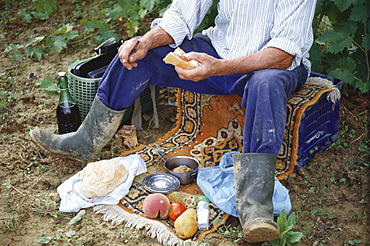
[81, 159, 128, 198]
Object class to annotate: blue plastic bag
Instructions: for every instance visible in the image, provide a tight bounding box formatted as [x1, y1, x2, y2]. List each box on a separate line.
[197, 152, 291, 217]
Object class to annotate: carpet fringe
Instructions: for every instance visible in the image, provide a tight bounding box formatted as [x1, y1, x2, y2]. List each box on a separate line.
[307, 76, 341, 104]
[93, 204, 198, 246]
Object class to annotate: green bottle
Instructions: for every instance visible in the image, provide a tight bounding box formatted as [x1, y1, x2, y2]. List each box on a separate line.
[56, 72, 81, 134]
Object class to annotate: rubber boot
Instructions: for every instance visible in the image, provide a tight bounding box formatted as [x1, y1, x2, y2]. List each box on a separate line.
[233, 153, 280, 243]
[30, 97, 125, 162]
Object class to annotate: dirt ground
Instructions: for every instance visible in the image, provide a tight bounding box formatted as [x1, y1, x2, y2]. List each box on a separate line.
[1, 3, 369, 246]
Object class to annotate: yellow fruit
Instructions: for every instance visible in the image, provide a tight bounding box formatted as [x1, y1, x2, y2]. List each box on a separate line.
[174, 208, 198, 239]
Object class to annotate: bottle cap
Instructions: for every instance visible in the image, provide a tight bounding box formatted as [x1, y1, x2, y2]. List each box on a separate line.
[197, 196, 210, 203]
[58, 72, 66, 77]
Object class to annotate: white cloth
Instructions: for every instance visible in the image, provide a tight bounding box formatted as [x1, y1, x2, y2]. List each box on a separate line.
[153, 0, 317, 71]
[57, 154, 147, 212]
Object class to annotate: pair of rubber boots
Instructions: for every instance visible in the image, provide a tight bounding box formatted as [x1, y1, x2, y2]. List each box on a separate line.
[30, 97, 280, 243]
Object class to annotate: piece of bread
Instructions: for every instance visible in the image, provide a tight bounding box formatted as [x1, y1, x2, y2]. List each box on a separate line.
[163, 47, 199, 70]
[172, 165, 194, 173]
[81, 159, 128, 198]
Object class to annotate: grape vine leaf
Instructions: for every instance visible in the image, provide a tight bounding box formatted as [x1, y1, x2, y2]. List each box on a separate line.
[66, 30, 79, 40]
[25, 46, 46, 60]
[330, 0, 354, 12]
[363, 36, 370, 49]
[327, 57, 357, 85]
[49, 36, 67, 53]
[316, 22, 357, 53]
[349, 3, 369, 23]
[354, 80, 370, 94]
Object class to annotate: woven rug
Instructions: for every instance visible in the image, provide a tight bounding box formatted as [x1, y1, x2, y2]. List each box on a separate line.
[94, 76, 339, 245]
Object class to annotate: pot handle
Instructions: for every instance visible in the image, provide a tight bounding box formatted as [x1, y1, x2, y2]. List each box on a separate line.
[190, 172, 198, 180]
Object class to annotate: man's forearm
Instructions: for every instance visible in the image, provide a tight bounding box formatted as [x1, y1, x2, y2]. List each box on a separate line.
[140, 25, 175, 50]
[215, 47, 294, 76]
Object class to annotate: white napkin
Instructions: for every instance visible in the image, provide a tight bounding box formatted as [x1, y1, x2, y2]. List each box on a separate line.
[57, 154, 147, 212]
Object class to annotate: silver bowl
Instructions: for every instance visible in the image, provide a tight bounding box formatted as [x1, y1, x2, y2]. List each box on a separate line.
[164, 156, 200, 185]
[142, 173, 180, 193]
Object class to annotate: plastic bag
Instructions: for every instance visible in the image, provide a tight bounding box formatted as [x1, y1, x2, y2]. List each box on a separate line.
[197, 152, 291, 217]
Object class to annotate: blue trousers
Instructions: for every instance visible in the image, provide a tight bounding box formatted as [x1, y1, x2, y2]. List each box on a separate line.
[97, 35, 308, 154]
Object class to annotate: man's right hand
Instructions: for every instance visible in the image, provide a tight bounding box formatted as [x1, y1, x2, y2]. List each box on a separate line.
[118, 25, 175, 70]
[118, 38, 148, 70]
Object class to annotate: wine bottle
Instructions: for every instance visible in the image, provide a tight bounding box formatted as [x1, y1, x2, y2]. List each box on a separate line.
[56, 72, 81, 134]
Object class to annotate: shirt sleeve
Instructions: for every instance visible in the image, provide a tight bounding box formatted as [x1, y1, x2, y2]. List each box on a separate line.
[263, 0, 317, 69]
[152, 0, 213, 47]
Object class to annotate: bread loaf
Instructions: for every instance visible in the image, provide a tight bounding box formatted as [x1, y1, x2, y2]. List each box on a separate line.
[163, 47, 199, 70]
[81, 159, 128, 198]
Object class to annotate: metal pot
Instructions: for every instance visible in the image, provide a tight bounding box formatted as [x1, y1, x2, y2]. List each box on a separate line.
[164, 156, 200, 185]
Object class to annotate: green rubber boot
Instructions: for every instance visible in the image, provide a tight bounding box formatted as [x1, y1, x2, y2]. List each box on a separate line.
[233, 153, 280, 243]
[30, 97, 125, 162]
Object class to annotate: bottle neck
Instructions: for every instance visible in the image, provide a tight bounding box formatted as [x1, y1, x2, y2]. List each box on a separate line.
[58, 76, 69, 90]
[58, 76, 76, 107]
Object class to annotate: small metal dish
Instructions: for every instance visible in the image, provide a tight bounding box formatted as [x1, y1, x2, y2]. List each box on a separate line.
[142, 173, 180, 194]
[164, 156, 200, 185]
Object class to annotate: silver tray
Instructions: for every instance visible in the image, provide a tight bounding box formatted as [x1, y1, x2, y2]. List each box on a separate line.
[142, 173, 180, 194]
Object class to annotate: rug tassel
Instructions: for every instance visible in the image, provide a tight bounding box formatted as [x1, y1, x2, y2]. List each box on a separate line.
[93, 204, 198, 246]
[306, 76, 341, 104]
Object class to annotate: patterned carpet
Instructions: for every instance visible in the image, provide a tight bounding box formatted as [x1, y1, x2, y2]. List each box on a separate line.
[94, 74, 341, 245]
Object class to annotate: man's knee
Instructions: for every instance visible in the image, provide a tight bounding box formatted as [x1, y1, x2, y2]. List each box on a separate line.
[246, 69, 287, 92]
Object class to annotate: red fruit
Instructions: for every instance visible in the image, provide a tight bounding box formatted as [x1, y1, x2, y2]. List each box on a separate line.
[142, 193, 170, 219]
[169, 202, 186, 221]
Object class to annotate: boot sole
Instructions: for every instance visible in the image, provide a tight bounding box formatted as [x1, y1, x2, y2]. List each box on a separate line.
[243, 221, 280, 243]
[30, 130, 85, 163]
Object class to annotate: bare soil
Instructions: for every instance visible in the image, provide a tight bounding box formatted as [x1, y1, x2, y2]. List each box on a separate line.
[0, 3, 369, 246]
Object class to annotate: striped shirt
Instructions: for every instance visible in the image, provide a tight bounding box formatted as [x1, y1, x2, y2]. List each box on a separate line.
[154, 0, 317, 71]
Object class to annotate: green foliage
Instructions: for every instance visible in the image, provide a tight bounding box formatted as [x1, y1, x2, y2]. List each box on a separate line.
[68, 210, 85, 225]
[216, 220, 243, 243]
[36, 77, 58, 93]
[4, 24, 81, 60]
[100, 0, 172, 38]
[195, 1, 218, 33]
[18, 0, 56, 22]
[10, 0, 173, 59]
[37, 236, 53, 244]
[263, 210, 303, 246]
[331, 110, 369, 169]
[7, 0, 370, 94]
[0, 91, 7, 110]
[5, 36, 45, 60]
[312, 0, 370, 94]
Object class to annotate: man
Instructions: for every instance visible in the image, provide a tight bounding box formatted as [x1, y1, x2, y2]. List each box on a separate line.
[30, 0, 317, 243]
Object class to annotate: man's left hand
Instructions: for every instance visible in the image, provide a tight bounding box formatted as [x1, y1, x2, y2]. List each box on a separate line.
[175, 52, 221, 82]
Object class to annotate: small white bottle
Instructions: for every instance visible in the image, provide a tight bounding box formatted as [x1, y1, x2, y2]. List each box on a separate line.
[197, 196, 210, 230]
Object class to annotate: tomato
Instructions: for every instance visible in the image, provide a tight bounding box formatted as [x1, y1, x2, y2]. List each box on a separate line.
[168, 202, 186, 221]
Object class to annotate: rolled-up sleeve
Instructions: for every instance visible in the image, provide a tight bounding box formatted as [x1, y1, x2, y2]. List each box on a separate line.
[263, 0, 317, 69]
[152, 0, 213, 47]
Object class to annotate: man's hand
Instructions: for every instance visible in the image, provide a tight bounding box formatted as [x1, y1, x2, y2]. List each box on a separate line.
[175, 52, 221, 82]
[118, 25, 175, 70]
[118, 39, 148, 70]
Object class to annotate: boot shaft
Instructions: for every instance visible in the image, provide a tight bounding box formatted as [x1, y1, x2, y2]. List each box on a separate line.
[233, 153, 277, 224]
